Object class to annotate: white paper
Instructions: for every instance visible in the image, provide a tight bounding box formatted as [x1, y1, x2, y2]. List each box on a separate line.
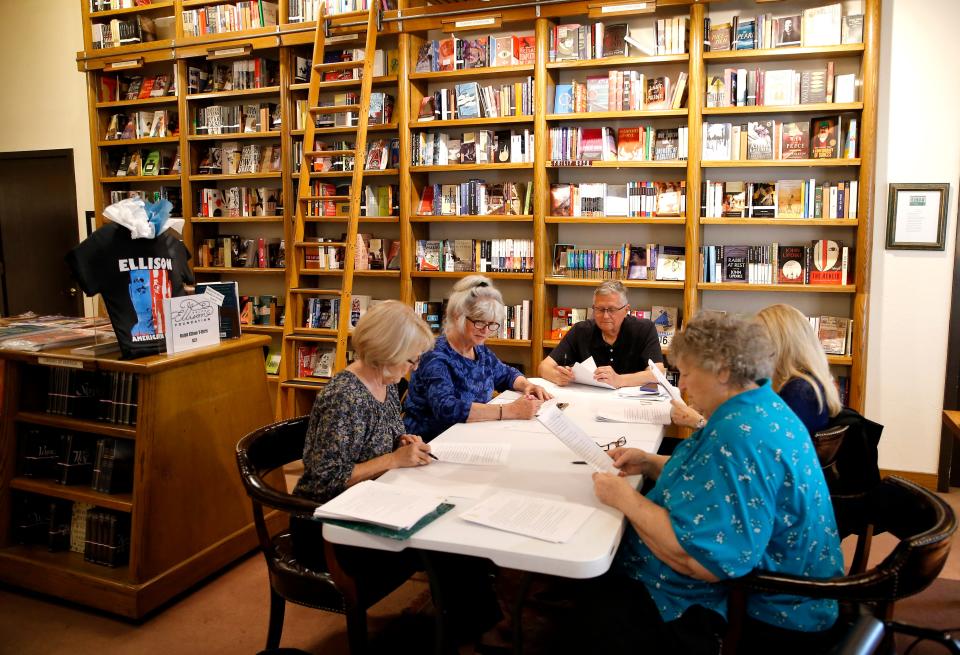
[596, 402, 672, 425]
[459, 491, 595, 543]
[202, 286, 225, 306]
[648, 359, 682, 402]
[536, 404, 617, 473]
[388, 466, 492, 499]
[429, 442, 510, 466]
[894, 190, 941, 244]
[571, 356, 615, 390]
[617, 386, 669, 400]
[313, 480, 443, 530]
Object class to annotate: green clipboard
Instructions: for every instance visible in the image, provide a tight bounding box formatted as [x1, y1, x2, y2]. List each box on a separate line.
[321, 502, 456, 541]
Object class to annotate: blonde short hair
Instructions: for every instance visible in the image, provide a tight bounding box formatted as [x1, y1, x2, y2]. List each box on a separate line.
[670, 312, 775, 387]
[443, 275, 503, 337]
[352, 300, 434, 372]
[755, 304, 842, 417]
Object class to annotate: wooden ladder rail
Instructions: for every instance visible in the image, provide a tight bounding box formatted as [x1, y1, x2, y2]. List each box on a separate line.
[278, 4, 382, 418]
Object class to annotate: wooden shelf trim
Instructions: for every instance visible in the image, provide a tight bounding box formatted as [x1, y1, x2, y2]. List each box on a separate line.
[187, 172, 282, 180]
[702, 43, 865, 63]
[545, 216, 685, 224]
[411, 214, 533, 222]
[193, 267, 285, 275]
[697, 283, 856, 293]
[101, 174, 181, 182]
[702, 102, 864, 116]
[547, 160, 687, 169]
[187, 131, 280, 141]
[701, 158, 861, 168]
[409, 115, 533, 129]
[88, 0, 174, 19]
[411, 271, 534, 280]
[186, 86, 281, 101]
[189, 216, 284, 223]
[409, 64, 534, 81]
[546, 278, 684, 289]
[98, 137, 180, 147]
[96, 96, 178, 109]
[699, 218, 858, 226]
[546, 109, 687, 121]
[410, 163, 534, 172]
[15, 412, 136, 439]
[547, 54, 689, 70]
[10, 477, 133, 513]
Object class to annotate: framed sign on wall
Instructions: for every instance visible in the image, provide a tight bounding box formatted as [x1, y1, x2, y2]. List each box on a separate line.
[885, 183, 950, 251]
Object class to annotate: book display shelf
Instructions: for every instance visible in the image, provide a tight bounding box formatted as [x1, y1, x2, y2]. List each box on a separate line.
[76, 0, 879, 416]
[0, 335, 280, 617]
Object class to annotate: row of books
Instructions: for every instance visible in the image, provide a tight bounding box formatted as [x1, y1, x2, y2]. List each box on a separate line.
[555, 72, 686, 113]
[810, 315, 854, 356]
[699, 240, 851, 286]
[19, 428, 135, 494]
[295, 92, 395, 129]
[89, 0, 153, 11]
[192, 103, 279, 135]
[241, 295, 282, 326]
[84, 508, 131, 567]
[702, 115, 857, 161]
[304, 235, 401, 271]
[303, 295, 376, 330]
[187, 60, 278, 95]
[296, 48, 398, 84]
[414, 35, 535, 73]
[91, 15, 157, 50]
[550, 181, 685, 218]
[287, 0, 395, 21]
[197, 186, 280, 218]
[297, 345, 334, 378]
[419, 80, 534, 122]
[550, 126, 689, 164]
[303, 182, 397, 218]
[196, 143, 282, 175]
[417, 181, 531, 217]
[412, 130, 534, 167]
[197, 236, 284, 269]
[550, 18, 688, 61]
[413, 300, 531, 341]
[98, 73, 173, 103]
[45, 369, 138, 426]
[553, 243, 685, 282]
[181, 1, 279, 38]
[109, 187, 181, 214]
[705, 4, 862, 52]
[706, 65, 855, 108]
[702, 179, 858, 220]
[12, 495, 86, 554]
[104, 110, 176, 140]
[107, 149, 177, 178]
[550, 305, 679, 346]
[297, 138, 400, 173]
[415, 239, 535, 273]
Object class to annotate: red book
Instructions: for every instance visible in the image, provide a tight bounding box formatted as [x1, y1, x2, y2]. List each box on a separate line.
[808, 239, 843, 285]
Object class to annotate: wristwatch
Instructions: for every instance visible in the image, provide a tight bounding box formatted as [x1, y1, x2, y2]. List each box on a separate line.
[695, 416, 707, 429]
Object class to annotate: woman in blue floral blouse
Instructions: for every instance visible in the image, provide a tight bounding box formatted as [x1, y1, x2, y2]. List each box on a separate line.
[587, 312, 844, 654]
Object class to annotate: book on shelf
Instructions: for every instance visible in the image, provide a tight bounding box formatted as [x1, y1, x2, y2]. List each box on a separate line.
[181, 2, 279, 38]
[549, 181, 685, 218]
[702, 115, 857, 162]
[652, 306, 679, 347]
[702, 179, 858, 220]
[415, 239, 534, 273]
[699, 241, 851, 286]
[195, 282, 241, 339]
[91, 438, 135, 494]
[84, 508, 131, 567]
[551, 243, 683, 281]
[704, 3, 847, 51]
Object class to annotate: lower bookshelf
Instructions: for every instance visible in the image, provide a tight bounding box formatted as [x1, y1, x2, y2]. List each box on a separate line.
[0, 336, 284, 618]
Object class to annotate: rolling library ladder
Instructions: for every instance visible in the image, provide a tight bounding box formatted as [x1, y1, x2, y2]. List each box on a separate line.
[279, 5, 383, 417]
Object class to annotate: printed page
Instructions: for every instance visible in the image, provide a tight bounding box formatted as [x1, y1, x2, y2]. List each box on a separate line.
[648, 359, 682, 402]
[596, 402, 672, 425]
[571, 356, 615, 389]
[459, 491, 595, 543]
[429, 442, 510, 466]
[313, 480, 444, 530]
[537, 404, 617, 473]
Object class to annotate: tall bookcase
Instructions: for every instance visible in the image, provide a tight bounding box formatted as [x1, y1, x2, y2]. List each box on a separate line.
[76, 0, 879, 416]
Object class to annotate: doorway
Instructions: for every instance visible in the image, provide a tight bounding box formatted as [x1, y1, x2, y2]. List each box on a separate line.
[0, 149, 83, 316]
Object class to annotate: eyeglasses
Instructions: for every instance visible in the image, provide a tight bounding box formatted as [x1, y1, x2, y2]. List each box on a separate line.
[406, 355, 421, 367]
[599, 436, 627, 452]
[591, 304, 628, 316]
[466, 317, 501, 333]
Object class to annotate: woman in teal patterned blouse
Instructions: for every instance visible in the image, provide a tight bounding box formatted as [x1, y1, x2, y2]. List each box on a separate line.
[588, 313, 844, 654]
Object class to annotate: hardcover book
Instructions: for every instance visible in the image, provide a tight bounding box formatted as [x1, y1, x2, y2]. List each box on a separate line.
[702, 122, 731, 161]
[655, 246, 685, 281]
[802, 3, 842, 47]
[617, 128, 641, 161]
[735, 18, 756, 50]
[627, 246, 648, 280]
[602, 23, 628, 57]
[781, 122, 810, 159]
[746, 120, 774, 160]
[809, 239, 843, 284]
[842, 14, 864, 44]
[722, 245, 749, 282]
[818, 315, 850, 354]
[708, 23, 731, 51]
[775, 15, 802, 47]
[651, 306, 678, 347]
[550, 184, 572, 216]
[554, 84, 573, 114]
[721, 181, 746, 217]
[810, 116, 840, 158]
[777, 180, 804, 218]
[777, 245, 805, 283]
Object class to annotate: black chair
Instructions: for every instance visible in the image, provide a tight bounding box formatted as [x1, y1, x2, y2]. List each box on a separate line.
[724, 476, 957, 655]
[812, 424, 848, 482]
[236, 417, 411, 653]
[836, 615, 960, 655]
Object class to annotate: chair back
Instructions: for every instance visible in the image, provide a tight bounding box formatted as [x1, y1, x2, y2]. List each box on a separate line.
[813, 424, 848, 470]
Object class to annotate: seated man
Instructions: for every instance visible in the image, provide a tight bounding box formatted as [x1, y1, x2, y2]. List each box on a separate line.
[538, 280, 664, 388]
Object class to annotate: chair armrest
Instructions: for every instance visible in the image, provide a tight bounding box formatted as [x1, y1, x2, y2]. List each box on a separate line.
[731, 569, 897, 604]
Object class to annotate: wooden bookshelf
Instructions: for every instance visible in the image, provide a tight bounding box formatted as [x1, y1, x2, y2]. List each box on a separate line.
[0, 336, 280, 618]
[76, 0, 879, 415]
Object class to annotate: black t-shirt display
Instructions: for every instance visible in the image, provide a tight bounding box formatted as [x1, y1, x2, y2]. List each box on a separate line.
[66, 223, 194, 359]
[548, 315, 663, 373]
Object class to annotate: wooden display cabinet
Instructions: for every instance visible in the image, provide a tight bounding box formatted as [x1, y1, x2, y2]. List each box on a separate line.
[0, 335, 281, 618]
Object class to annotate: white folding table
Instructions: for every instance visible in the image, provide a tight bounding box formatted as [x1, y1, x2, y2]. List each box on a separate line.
[323, 378, 665, 579]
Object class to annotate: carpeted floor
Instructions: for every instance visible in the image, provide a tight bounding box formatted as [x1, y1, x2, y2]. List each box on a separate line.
[2, 486, 958, 655]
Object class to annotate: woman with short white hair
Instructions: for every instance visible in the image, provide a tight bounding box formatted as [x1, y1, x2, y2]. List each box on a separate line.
[404, 275, 552, 441]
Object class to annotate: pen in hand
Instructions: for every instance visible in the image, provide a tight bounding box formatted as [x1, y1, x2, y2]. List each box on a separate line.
[428, 452, 439, 461]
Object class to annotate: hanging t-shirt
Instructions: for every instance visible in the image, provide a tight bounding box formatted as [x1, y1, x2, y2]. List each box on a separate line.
[66, 223, 194, 359]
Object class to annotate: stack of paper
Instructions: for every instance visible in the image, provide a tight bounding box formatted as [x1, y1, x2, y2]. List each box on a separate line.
[595, 402, 672, 425]
[313, 480, 445, 530]
[571, 356, 615, 390]
[536, 404, 617, 473]
[460, 491, 595, 543]
[429, 442, 510, 466]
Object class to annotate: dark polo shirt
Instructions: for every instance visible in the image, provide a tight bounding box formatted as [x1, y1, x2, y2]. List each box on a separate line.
[548, 315, 663, 374]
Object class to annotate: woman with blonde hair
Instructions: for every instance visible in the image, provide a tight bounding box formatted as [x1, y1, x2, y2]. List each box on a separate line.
[755, 303, 842, 433]
[404, 275, 551, 441]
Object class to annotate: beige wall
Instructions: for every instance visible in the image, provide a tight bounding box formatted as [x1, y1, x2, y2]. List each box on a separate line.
[0, 0, 956, 475]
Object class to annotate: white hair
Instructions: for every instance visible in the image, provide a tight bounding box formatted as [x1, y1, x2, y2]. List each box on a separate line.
[443, 275, 503, 337]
